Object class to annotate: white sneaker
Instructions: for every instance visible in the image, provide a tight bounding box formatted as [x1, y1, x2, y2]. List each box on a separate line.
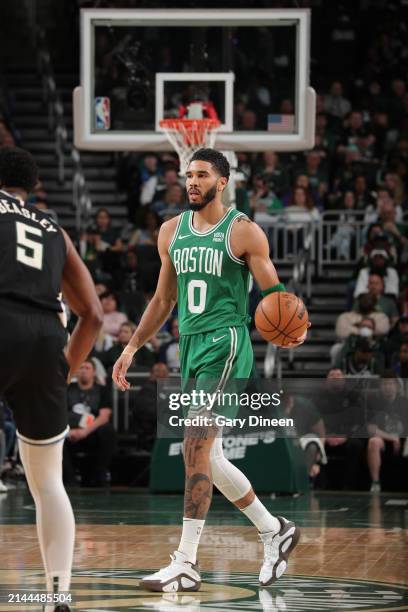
[141, 551, 201, 593]
[259, 516, 300, 586]
[370, 481, 381, 493]
[0, 479, 8, 493]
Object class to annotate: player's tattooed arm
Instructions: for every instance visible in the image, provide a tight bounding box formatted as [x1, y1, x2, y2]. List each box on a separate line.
[184, 473, 212, 519]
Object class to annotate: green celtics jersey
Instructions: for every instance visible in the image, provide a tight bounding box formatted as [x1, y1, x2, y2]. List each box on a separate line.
[169, 207, 250, 335]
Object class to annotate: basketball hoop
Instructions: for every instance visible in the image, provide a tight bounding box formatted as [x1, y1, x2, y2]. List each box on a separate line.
[159, 118, 220, 175]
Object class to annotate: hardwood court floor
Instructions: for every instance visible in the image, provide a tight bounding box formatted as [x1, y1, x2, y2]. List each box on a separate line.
[0, 488, 407, 611]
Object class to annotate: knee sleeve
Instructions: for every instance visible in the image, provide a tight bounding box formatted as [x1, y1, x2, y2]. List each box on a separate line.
[210, 437, 251, 502]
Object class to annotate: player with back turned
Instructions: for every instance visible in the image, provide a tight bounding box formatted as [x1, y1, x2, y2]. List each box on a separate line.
[113, 148, 308, 592]
[0, 147, 103, 612]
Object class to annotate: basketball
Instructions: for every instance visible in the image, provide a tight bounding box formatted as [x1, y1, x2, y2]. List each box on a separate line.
[255, 292, 309, 347]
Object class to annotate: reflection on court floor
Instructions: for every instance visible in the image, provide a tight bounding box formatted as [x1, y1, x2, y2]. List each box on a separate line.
[0, 490, 407, 611]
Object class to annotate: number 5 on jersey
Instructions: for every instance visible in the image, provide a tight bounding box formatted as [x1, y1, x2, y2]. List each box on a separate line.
[16, 221, 43, 270]
[187, 279, 207, 314]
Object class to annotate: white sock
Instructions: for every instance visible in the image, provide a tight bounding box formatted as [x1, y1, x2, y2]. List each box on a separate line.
[241, 497, 281, 534]
[18, 437, 75, 595]
[178, 517, 205, 564]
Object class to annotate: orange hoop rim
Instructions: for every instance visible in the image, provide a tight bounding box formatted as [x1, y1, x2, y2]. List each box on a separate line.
[159, 118, 220, 131]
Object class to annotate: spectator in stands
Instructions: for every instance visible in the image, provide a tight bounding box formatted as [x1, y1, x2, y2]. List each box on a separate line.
[367, 371, 407, 492]
[338, 111, 376, 162]
[249, 174, 282, 216]
[389, 79, 407, 128]
[359, 226, 397, 266]
[383, 171, 407, 208]
[315, 112, 337, 156]
[239, 109, 258, 130]
[139, 154, 160, 185]
[129, 210, 161, 247]
[324, 81, 351, 119]
[81, 209, 123, 277]
[353, 175, 374, 210]
[354, 250, 399, 299]
[336, 294, 390, 340]
[286, 186, 321, 222]
[284, 174, 322, 210]
[254, 151, 289, 196]
[382, 314, 408, 366]
[159, 317, 180, 372]
[338, 337, 382, 376]
[100, 290, 128, 340]
[318, 369, 367, 490]
[132, 362, 169, 450]
[300, 150, 329, 199]
[152, 183, 186, 218]
[282, 392, 326, 480]
[353, 274, 399, 324]
[392, 341, 408, 378]
[93, 208, 123, 252]
[280, 99, 294, 114]
[328, 190, 357, 259]
[377, 199, 408, 256]
[141, 164, 179, 206]
[99, 321, 156, 372]
[64, 359, 116, 486]
[333, 317, 384, 372]
[120, 249, 143, 293]
[365, 190, 404, 228]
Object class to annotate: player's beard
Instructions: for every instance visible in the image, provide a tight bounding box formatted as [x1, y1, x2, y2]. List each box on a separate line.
[188, 184, 217, 211]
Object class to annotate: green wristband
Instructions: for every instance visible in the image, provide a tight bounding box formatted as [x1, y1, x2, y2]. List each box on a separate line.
[261, 283, 286, 297]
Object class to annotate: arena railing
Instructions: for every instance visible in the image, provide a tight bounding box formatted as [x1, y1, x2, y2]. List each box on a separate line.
[317, 210, 368, 276]
[112, 371, 180, 433]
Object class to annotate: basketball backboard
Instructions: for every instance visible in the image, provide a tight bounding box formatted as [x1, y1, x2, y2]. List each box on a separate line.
[74, 9, 315, 152]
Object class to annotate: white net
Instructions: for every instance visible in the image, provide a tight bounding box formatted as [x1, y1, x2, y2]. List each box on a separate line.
[160, 119, 220, 175]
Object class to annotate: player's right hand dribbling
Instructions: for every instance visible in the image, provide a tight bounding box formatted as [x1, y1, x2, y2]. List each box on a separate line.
[112, 353, 133, 391]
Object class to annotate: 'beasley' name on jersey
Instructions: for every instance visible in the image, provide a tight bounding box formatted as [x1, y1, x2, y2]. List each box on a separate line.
[173, 246, 223, 277]
[0, 198, 57, 233]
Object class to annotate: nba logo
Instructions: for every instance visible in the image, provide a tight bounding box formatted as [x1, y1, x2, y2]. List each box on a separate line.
[95, 97, 111, 130]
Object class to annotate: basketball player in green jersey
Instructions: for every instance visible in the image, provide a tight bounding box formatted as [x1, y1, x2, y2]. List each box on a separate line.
[113, 149, 307, 592]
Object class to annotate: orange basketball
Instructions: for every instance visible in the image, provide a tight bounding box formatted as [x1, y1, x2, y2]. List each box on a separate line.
[255, 291, 309, 347]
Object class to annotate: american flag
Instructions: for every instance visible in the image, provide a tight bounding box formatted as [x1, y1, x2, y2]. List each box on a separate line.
[267, 114, 295, 133]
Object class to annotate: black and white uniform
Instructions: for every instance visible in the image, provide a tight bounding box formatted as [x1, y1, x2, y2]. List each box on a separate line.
[0, 190, 69, 442]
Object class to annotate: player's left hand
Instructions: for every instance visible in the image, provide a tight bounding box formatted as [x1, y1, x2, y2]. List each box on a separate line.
[280, 321, 311, 349]
[112, 353, 133, 391]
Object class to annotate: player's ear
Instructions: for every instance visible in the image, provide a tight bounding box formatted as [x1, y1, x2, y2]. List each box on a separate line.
[218, 176, 228, 192]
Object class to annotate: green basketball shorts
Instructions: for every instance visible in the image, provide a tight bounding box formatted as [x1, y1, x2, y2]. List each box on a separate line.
[179, 325, 253, 419]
